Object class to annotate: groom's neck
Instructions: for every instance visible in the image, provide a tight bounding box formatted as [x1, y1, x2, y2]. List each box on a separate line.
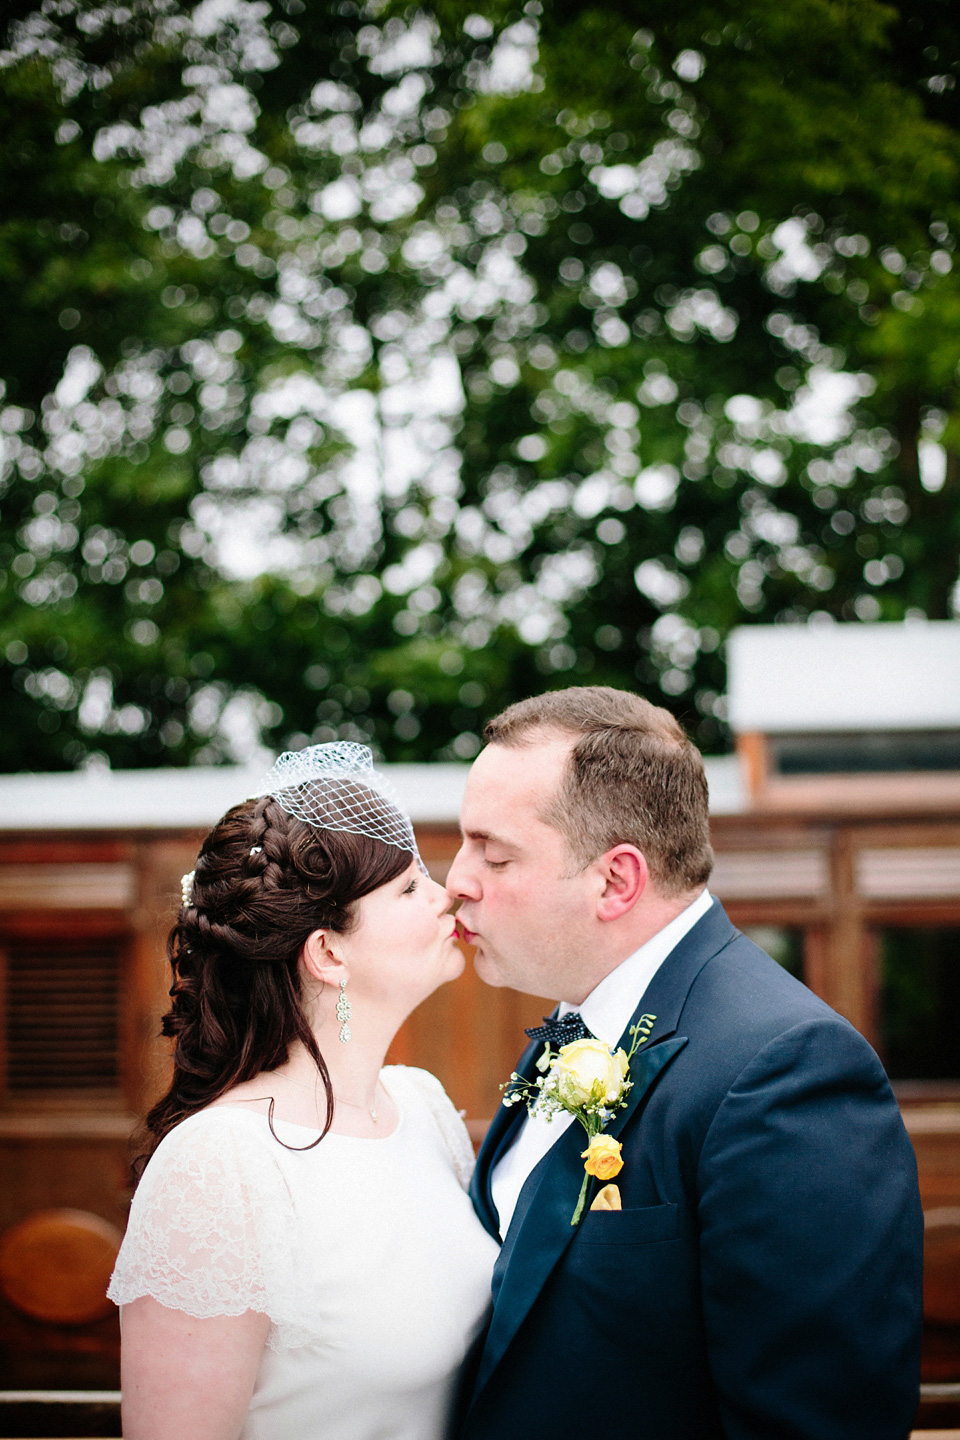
[559, 886, 705, 1005]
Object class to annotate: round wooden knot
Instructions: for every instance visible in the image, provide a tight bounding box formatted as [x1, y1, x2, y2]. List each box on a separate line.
[0, 1207, 123, 1325]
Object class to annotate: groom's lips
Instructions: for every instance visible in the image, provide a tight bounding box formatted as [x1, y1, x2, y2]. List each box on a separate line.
[455, 919, 478, 944]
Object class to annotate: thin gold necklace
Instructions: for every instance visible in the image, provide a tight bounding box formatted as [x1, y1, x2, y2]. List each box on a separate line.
[278, 1070, 381, 1124]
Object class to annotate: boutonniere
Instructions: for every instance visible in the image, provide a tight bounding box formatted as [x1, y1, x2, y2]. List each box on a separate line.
[502, 1014, 656, 1225]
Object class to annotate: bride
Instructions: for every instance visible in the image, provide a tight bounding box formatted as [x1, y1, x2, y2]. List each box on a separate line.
[108, 743, 498, 1440]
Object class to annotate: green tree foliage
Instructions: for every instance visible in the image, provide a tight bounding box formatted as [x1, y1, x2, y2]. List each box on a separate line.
[0, 0, 958, 769]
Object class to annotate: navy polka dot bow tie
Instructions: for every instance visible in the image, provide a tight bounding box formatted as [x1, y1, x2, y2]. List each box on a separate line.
[524, 1011, 593, 1045]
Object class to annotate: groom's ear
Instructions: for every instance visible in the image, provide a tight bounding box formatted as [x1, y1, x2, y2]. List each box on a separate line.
[595, 846, 648, 922]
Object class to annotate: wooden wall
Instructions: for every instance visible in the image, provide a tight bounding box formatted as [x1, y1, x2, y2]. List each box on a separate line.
[1, 805, 960, 1387]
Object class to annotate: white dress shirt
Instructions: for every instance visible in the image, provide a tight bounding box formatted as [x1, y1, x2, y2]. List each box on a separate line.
[490, 888, 714, 1239]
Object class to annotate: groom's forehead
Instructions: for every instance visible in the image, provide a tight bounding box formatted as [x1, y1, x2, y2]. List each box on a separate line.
[461, 737, 570, 828]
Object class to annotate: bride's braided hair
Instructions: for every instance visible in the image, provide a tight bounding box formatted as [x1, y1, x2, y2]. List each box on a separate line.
[140, 793, 410, 1173]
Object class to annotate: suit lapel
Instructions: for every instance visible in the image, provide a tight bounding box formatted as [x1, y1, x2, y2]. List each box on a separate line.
[471, 898, 738, 1402]
[476, 1104, 589, 1390]
[470, 1035, 544, 1241]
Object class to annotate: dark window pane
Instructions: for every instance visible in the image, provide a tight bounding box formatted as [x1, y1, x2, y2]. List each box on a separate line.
[771, 731, 960, 775]
[742, 926, 805, 981]
[879, 928, 960, 1080]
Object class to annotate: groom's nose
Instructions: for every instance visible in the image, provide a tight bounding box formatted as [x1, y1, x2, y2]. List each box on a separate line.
[445, 843, 478, 903]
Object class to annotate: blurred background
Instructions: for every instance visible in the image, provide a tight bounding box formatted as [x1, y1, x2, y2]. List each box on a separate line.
[0, 0, 957, 770]
[0, 0, 959, 1429]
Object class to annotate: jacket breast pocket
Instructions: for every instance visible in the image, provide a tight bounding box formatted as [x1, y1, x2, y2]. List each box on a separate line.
[576, 1202, 678, 1246]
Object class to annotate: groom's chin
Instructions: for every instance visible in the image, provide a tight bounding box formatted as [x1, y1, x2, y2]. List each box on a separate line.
[472, 947, 507, 987]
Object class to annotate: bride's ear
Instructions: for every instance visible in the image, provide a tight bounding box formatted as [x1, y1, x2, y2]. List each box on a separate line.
[300, 929, 347, 988]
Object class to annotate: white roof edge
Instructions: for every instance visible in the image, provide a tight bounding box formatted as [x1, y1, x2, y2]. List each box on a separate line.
[728, 620, 960, 733]
[0, 755, 745, 831]
[703, 754, 746, 815]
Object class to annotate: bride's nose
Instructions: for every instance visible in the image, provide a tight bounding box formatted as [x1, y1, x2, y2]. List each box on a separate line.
[429, 876, 451, 912]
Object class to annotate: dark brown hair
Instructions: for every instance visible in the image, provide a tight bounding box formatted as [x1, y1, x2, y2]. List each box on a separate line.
[140, 792, 410, 1173]
[484, 686, 713, 896]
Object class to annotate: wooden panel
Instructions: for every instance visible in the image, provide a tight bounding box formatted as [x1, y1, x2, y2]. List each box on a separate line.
[822, 829, 872, 1036]
[803, 926, 829, 1000]
[0, 866, 134, 911]
[0, 839, 129, 863]
[710, 849, 829, 900]
[905, 1110, 960, 1212]
[858, 849, 960, 900]
[417, 825, 461, 886]
[925, 1209, 960, 1325]
[0, 1115, 135, 1140]
[0, 1136, 132, 1235]
[756, 771, 960, 815]
[735, 732, 769, 799]
[0, 1307, 120, 1389]
[390, 942, 553, 1123]
[124, 838, 197, 1115]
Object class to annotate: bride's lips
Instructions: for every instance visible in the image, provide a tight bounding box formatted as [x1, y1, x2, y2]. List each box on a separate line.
[455, 918, 477, 944]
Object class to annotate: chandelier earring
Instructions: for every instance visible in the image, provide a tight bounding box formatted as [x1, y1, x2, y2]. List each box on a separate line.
[336, 979, 352, 1044]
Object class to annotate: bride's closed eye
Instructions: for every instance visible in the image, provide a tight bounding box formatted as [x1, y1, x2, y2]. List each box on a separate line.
[402, 877, 419, 894]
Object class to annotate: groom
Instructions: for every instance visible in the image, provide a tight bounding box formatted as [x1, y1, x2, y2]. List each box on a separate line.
[447, 686, 922, 1440]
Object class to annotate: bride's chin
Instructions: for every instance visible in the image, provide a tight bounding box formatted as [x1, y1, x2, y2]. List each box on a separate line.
[443, 947, 467, 981]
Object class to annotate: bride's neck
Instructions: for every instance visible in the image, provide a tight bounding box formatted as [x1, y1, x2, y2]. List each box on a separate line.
[287, 996, 404, 1110]
[283, 1037, 384, 1111]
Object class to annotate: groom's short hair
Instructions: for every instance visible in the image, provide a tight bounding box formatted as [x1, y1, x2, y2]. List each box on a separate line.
[484, 686, 713, 895]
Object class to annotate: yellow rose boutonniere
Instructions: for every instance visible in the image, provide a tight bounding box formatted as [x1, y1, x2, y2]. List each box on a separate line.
[502, 1013, 656, 1225]
[582, 1134, 624, 1181]
[551, 1039, 629, 1109]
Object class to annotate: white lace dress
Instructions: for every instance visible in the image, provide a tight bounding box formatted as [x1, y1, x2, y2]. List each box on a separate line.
[108, 1066, 499, 1440]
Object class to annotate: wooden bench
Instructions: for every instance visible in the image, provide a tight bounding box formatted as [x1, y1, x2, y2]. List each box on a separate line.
[0, 1389, 956, 1437]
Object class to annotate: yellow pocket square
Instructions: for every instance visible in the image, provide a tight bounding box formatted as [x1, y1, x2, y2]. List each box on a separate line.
[590, 1183, 622, 1211]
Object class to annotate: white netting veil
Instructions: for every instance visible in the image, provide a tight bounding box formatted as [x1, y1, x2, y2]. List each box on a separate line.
[254, 742, 424, 870]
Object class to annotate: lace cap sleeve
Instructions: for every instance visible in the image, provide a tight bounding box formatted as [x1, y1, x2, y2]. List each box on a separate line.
[107, 1110, 312, 1348]
[387, 1066, 476, 1189]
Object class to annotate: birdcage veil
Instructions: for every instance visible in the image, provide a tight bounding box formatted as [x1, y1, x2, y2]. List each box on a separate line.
[254, 741, 424, 870]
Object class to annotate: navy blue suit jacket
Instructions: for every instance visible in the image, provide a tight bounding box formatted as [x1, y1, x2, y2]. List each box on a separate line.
[461, 900, 923, 1440]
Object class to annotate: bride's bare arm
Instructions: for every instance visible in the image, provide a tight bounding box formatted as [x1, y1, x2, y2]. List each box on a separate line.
[120, 1297, 271, 1440]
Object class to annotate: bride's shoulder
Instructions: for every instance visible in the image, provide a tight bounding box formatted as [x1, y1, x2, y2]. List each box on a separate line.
[381, 1064, 462, 1118]
[138, 1104, 279, 1194]
[382, 1063, 450, 1099]
[160, 1101, 267, 1146]
[383, 1066, 475, 1187]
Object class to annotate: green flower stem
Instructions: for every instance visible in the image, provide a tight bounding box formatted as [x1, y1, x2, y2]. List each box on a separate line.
[571, 1169, 591, 1226]
[571, 1115, 601, 1226]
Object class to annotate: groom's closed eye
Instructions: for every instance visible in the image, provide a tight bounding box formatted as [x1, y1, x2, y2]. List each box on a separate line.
[481, 843, 515, 868]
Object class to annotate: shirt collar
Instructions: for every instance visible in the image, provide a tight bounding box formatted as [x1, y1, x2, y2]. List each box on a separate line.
[559, 888, 713, 1047]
